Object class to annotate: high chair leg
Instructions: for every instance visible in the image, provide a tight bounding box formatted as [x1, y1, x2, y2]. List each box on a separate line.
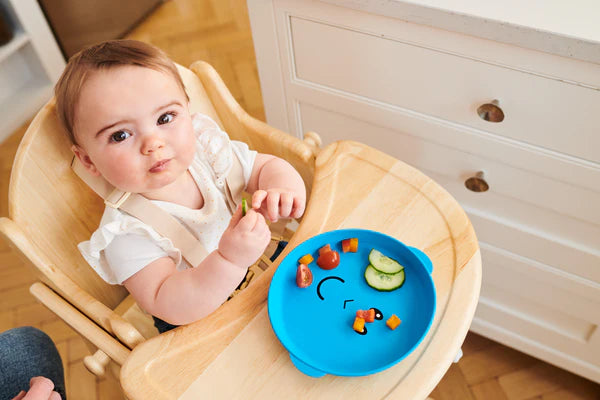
[83, 349, 123, 379]
[84, 350, 111, 377]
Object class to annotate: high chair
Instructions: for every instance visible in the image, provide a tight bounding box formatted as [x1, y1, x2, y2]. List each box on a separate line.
[0, 61, 322, 378]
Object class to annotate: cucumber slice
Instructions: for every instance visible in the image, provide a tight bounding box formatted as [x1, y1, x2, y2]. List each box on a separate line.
[364, 265, 405, 291]
[242, 198, 248, 216]
[368, 249, 404, 274]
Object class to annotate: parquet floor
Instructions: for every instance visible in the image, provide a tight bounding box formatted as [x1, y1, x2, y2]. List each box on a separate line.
[0, 0, 598, 398]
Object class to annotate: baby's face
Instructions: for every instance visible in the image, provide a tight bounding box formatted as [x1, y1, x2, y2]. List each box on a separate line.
[72, 65, 196, 197]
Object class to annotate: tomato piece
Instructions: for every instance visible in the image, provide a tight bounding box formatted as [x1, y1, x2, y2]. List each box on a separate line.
[356, 308, 375, 323]
[318, 244, 331, 256]
[296, 264, 313, 288]
[341, 239, 351, 253]
[298, 254, 314, 265]
[349, 238, 358, 252]
[316, 249, 340, 270]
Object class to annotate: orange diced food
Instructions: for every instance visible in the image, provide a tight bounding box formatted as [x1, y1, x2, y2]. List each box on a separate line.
[341, 239, 351, 253]
[356, 308, 375, 323]
[353, 316, 366, 333]
[298, 254, 314, 265]
[386, 314, 401, 330]
[342, 238, 359, 253]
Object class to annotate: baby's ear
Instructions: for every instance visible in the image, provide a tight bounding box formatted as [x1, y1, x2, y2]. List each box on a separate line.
[71, 144, 100, 176]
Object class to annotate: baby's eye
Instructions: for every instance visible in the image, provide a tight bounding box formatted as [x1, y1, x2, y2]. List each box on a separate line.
[110, 130, 130, 143]
[157, 112, 175, 125]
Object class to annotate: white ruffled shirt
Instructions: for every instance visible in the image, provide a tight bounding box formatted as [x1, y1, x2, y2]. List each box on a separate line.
[77, 114, 257, 284]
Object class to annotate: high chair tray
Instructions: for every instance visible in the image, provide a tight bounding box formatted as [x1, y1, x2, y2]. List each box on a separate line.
[121, 140, 481, 400]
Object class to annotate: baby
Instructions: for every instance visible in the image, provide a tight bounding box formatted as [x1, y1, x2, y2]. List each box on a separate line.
[54, 40, 306, 330]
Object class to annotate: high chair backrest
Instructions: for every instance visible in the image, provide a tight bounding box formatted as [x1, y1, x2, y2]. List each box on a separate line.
[6, 62, 316, 319]
[8, 96, 128, 308]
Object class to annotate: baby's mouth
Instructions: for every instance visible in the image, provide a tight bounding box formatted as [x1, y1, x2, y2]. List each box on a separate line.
[149, 159, 171, 173]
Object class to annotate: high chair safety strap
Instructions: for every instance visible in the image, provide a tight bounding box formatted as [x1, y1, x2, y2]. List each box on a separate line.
[71, 154, 246, 267]
[223, 154, 244, 215]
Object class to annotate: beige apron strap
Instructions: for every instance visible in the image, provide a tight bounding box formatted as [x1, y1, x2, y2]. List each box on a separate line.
[72, 157, 115, 200]
[223, 152, 245, 215]
[117, 195, 209, 266]
[72, 157, 208, 267]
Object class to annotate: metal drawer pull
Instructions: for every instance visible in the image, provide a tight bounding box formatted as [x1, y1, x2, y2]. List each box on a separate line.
[477, 100, 504, 123]
[465, 171, 489, 192]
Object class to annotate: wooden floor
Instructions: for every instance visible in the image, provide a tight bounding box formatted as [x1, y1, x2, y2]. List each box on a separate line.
[0, 0, 598, 398]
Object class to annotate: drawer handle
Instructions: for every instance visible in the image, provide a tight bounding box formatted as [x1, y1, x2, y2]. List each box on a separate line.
[477, 100, 504, 123]
[465, 171, 489, 193]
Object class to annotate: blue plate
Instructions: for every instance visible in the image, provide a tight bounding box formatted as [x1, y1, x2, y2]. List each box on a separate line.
[268, 229, 436, 377]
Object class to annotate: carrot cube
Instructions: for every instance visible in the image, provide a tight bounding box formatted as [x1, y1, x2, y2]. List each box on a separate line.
[386, 314, 401, 330]
[353, 317, 366, 333]
[349, 238, 358, 252]
[298, 254, 314, 265]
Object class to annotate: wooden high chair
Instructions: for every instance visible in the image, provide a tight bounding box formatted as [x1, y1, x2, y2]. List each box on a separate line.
[0, 62, 322, 378]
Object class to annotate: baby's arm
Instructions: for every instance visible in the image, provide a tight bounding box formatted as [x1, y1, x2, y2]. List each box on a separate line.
[123, 206, 270, 325]
[246, 154, 306, 222]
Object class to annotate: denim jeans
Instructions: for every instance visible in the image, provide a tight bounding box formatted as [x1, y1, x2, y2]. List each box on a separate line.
[153, 240, 289, 334]
[0, 327, 66, 399]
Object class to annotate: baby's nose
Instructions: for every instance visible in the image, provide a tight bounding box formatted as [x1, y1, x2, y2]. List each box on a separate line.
[141, 135, 165, 154]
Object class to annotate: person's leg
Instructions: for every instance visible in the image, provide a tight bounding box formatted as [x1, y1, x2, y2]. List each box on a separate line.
[0, 326, 66, 399]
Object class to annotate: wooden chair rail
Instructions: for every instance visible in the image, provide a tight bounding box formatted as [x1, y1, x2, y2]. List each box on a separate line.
[29, 282, 130, 365]
[0, 217, 144, 349]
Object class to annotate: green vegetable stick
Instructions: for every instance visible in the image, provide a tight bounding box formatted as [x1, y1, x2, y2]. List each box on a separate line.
[242, 198, 248, 216]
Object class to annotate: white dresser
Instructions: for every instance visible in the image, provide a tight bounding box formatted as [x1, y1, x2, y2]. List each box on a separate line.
[0, 0, 64, 142]
[247, 0, 600, 382]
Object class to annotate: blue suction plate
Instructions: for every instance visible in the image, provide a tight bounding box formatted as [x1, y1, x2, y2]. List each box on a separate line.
[268, 229, 436, 377]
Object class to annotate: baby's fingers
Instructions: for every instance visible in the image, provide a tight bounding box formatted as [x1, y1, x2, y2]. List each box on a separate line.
[291, 196, 306, 219]
[237, 208, 259, 231]
[251, 210, 268, 232]
[228, 204, 243, 228]
[257, 216, 272, 246]
[279, 192, 294, 218]
[252, 190, 267, 210]
[267, 192, 281, 222]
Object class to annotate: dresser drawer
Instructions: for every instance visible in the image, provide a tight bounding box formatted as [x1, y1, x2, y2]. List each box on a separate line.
[472, 243, 600, 381]
[466, 212, 600, 284]
[297, 101, 600, 272]
[289, 16, 600, 163]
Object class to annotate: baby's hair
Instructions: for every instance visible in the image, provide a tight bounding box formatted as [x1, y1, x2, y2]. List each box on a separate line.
[54, 39, 189, 144]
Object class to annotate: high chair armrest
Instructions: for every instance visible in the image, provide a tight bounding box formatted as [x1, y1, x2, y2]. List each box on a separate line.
[0, 217, 145, 349]
[29, 282, 130, 365]
[303, 131, 322, 155]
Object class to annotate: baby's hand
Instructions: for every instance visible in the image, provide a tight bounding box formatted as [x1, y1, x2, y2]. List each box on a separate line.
[252, 189, 305, 222]
[218, 205, 271, 267]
